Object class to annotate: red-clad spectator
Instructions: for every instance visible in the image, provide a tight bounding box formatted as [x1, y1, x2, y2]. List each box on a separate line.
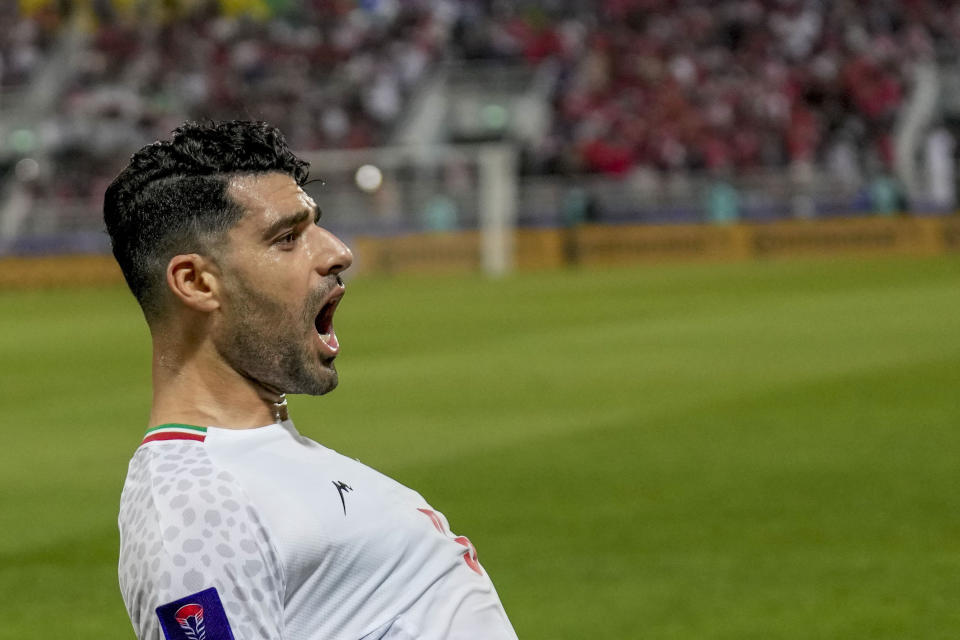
[786, 104, 820, 164]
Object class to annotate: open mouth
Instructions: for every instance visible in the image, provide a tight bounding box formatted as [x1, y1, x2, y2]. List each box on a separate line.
[314, 295, 341, 355]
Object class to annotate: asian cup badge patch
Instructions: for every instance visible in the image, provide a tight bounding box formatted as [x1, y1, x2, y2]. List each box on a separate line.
[156, 587, 235, 640]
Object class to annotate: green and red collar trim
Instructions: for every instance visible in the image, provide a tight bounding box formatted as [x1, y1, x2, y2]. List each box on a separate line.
[141, 423, 207, 446]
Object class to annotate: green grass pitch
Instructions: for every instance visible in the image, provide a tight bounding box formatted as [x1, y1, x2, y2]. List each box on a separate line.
[0, 255, 958, 638]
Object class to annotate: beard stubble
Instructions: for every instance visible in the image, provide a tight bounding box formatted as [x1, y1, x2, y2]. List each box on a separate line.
[214, 276, 338, 396]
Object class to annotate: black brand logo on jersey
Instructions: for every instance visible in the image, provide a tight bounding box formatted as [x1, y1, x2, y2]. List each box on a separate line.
[332, 481, 353, 515]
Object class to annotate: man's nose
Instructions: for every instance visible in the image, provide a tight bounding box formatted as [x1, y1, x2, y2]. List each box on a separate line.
[314, 227, 353, 276]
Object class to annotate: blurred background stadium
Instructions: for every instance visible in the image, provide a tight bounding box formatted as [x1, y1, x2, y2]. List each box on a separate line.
[3, 0, 960, 265]
[1, 1, 959, 638]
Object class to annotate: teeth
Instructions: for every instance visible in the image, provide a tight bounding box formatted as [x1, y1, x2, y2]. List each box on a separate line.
[319, 331, 339, 351]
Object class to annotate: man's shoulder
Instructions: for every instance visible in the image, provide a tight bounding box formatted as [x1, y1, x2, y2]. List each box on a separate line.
[126, 437, 218, 482]
[120, 438, 249, 524]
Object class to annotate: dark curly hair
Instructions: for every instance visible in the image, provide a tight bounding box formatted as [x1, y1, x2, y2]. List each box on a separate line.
[103, 120, 310, 321]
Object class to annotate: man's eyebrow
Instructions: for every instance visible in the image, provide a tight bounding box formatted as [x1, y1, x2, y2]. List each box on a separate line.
[261, 207, 316, 240]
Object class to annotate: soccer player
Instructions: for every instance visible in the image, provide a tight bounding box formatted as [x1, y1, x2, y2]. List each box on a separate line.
[105, 121, 519, 640]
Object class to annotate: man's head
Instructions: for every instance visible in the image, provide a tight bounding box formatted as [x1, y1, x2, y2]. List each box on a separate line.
[104, 121, 308, 319]
[104, 121, 353, 396]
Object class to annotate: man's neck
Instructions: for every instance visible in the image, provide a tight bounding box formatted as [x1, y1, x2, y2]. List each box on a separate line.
[149, 341, 285, 429]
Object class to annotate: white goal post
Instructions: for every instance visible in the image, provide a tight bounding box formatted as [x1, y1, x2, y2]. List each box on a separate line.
[297, 144, 519, 276]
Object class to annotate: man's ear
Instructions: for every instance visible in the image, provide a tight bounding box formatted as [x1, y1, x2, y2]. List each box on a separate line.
[166, 254, 221, 313]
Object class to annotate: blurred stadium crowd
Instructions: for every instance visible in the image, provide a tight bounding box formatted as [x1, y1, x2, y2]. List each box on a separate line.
[1, 0, 959, 229]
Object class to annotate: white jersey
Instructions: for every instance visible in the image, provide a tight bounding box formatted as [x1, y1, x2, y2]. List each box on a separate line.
[118, 420, 518, 640]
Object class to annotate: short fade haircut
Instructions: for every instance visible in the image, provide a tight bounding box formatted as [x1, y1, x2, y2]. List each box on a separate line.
[103, 120, 310, 321]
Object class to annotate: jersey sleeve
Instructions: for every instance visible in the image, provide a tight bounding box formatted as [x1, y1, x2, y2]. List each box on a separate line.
[118, 442, 286, 640]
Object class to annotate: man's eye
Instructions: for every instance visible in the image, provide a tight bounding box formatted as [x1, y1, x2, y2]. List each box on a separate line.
[277, 231, 298, 245]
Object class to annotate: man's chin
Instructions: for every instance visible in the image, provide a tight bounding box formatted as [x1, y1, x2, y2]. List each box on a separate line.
[286, 365, 338, 396]
[308, 376, 338, 396]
